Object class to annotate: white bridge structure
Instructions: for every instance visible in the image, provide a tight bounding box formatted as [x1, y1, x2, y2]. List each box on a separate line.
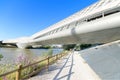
[3, 0, 120, 48]
[2, 0, 120, 79]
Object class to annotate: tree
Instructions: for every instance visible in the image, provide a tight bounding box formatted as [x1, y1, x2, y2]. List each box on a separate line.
[63, 44, 76, 50]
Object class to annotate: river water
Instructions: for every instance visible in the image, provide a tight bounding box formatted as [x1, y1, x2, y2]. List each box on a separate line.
[0, 48, 63, 65]
[0, 48, 63, 75]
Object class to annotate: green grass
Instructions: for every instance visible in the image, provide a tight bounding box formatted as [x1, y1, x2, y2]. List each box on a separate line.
[0, 64, 16, 80]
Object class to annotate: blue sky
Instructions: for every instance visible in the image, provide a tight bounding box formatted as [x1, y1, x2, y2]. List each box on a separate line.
[0, 0, 98, 40]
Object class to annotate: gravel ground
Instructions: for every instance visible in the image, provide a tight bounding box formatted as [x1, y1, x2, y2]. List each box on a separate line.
[27, 51, 99, 80]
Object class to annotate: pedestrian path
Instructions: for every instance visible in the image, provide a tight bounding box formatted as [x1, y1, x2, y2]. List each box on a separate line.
[28, 51, 100, 80]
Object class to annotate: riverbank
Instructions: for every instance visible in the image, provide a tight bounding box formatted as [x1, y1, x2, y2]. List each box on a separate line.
[0, 50, 68, 80]
[28, 51, 100, 80]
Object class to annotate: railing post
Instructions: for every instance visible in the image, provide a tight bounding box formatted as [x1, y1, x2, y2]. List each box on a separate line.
[16, 64, 22, 80]
[56, 54, 58, 61]
[47, 57, 49, 71]
[58, 54, 59, 58]
[61, 53, 62, 58]
[62, 53, 63, 57]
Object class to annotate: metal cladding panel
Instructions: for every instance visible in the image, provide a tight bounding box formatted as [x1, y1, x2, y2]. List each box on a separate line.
[31, 0, 120, 39]
[32, 12, 120, 45]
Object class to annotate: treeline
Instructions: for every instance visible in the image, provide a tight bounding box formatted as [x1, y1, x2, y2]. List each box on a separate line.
[28, 45, 52, 49]
[63, 44, 92, 50]
[63, 44, 76, 50]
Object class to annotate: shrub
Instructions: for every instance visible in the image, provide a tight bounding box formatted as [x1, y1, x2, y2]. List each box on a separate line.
[0, 54, 3, 60]
[63, 44, 76, 50]
[80, 44, 92, 50]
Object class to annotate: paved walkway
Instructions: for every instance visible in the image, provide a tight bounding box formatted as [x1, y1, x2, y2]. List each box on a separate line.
[28, 51, 99, 80]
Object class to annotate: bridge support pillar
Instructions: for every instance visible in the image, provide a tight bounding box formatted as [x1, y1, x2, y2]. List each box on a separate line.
[16, 43, 29, 49]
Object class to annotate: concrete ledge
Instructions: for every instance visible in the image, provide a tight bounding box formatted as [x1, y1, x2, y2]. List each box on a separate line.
[79, 40, 120, 80]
